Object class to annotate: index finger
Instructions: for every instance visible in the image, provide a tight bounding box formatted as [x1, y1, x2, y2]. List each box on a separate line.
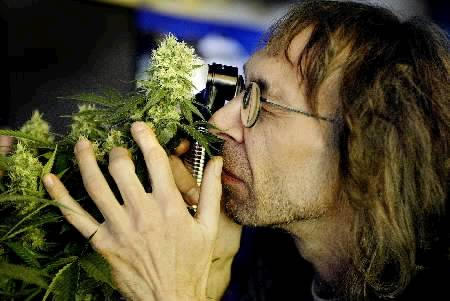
[169, 155, 199, 205]
[0, 135, 14, 155]
[131, 122, 181, 204]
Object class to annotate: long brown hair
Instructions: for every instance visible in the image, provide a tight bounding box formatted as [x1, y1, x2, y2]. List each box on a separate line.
[266, 1, 449, 300]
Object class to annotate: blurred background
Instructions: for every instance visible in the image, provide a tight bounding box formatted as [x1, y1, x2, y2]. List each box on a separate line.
[2, 0, 449, 133]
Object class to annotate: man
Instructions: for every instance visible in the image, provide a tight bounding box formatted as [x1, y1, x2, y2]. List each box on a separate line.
[42, 1, 448, 300]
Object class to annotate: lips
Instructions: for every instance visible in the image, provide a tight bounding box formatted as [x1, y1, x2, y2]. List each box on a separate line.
[222, 168, 243, 183]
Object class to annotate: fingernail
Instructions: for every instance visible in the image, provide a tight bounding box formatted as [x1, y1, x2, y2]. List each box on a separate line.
[75, 138, 90, 153]
[43, 174, 54, 187]
[214, 157, 223, 177]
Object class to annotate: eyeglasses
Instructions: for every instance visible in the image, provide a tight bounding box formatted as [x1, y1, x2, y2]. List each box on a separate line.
[240, 82, 336, 128]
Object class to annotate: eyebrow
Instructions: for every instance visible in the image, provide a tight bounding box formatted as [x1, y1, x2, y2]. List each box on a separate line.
[243, 63, 270, 96]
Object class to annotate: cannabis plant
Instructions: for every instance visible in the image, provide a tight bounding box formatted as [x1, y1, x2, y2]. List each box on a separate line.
[0, 34, 220, 300]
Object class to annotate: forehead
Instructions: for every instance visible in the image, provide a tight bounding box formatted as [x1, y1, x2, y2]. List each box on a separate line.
[245, 26, 314, 75]
[245, 26, 342, 115]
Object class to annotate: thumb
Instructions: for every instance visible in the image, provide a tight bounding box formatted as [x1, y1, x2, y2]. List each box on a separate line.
[196, 156, 223, 234]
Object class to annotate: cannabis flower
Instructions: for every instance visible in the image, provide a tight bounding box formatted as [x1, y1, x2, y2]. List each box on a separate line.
[8, 142, 43, 195]
[70, 104, 104, 141]
[139, 34, 202, 106]
[95, 129, 127, 162]
[137, 34, 204, 144]
[20, 110, 54, 147]
[23, 227, 46, 250]
[8, 142, 44, 213]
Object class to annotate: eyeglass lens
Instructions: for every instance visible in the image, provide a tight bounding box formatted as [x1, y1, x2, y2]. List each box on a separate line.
[241, 82, 261, 128]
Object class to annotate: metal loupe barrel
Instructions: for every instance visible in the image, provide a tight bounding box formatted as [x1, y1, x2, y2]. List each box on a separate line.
[184, 63, 243, 212]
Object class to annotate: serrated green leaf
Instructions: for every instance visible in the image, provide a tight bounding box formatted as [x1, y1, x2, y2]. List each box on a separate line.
[102, 88, 125, 105]
[0, 195, 63, 217]
[180, 102, 193, 124]
[39, 145, 58, 192]
[79, 253, 114, 288]
[184, 100, 205, 121]
[134, 93, 160, 119]
[180, 124, 213, 156]
[0, 194, 69, 211]
[42, 256, 78, 273]
[2, 215, 61, 241]
[60, 92, 120, 108]
[5, 242, 41, 268]
[40, 152, 53, 160]
[77, 278, 101, 291]
[0, 262, 48, 288]
[43, 262, 78, 301]
[2, 204, 49, 241]
[56, 167, 70, 179]
[76, 278, 102, 298]
[108, 94, 145, 124]
[0, 130, 55, 149]
[0, 155, 11, 171]
[157, 122, 178, 146]
[192, 100, 211, 113]
[70, 108, 106, 119]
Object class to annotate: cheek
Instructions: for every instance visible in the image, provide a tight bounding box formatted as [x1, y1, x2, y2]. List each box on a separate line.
[257, 120, 334, 189]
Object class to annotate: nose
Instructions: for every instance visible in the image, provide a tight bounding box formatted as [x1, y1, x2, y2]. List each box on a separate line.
[208, 94, 244, 143]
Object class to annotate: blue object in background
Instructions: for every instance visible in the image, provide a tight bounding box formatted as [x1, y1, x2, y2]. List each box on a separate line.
[136, 8, 266, 57]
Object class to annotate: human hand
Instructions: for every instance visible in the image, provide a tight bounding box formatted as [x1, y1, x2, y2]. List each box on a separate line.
[43, 122, 224, 301]
[0, 135, 14, 177]
[169, 141, 242, 299]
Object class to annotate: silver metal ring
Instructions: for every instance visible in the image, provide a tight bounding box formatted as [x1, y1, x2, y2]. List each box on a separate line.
[87, 228, 99, 242]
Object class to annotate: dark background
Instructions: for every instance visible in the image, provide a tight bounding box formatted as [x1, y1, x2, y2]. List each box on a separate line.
[1, 0, 449, 133]
[2, 0, 137, 133]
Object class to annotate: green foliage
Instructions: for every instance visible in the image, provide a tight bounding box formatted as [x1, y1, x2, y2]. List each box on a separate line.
[43, 262, 78, 301]
[79, 253, 114, 288]
[7, 142, 44, 214]
[62, 89, 123, 108]
[0, 262, 48, 288]
[0, 129, 54, 149]
[20, 111, 54, 148]
[0, 34, 219, 300]
[0, 154, 11, 171]
[5, 242, 41, 268]
[40, 145, 58, 192]
[42, 256, 78, 274]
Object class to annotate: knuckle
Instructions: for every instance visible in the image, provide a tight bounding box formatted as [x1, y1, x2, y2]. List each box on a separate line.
[75, 145, 92, 159]
[84, 179, 103, 200]
[50, 184, 65, 199]
[144, 144, 166, 160]
[108, 157, 133, 175]
[62, 211, 78, 225]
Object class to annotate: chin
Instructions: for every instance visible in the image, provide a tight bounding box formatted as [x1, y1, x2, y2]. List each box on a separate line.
[222, 195, 284, 227]
[222, 186, 259, 226]
[222, 187, 319, 228]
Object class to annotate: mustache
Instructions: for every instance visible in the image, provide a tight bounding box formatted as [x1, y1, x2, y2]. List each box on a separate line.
[221, 140, 253, 184]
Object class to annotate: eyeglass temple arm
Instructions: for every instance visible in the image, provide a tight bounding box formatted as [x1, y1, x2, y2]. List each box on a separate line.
[261, 98, 336, 123]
